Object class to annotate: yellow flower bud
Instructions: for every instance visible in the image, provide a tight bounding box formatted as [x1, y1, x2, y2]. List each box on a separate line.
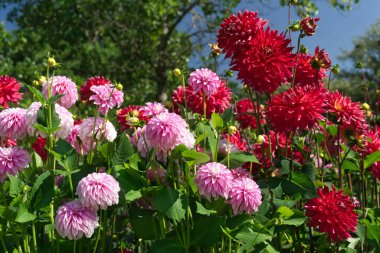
[228, 126, 237, 135]
[32, 80, 40, 86]
[39, 76, 47, 84]
[128, 116, 140, 124]
[115, 83, 123, 91]
[362, 103, 370, 111]
[48, 57, 58, 67]
[131, 109, 140, 117]
[173, 68, 182, 77]
[257, 135, 265, 144]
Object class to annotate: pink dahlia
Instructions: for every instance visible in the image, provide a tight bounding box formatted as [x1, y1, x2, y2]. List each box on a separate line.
[80, 76, 111, 102]
[55, 200, 99, 240]
[217, 10, 268, 58]
[89, 83, 124, 115]
[76, 172, 120, 210]
[32, 136, 47, 161]
[0, 75, 23, 108]
[292, 53, 327, 87]
[140, 102, 168, 118]
[116, 105, 149, 131]
[231, 28, 295, 94]
[305, 186, 358, 242]
[235, 99, 265, 129]
[229, 177, 262, 215]
[26, 102, 74, 139]
[42, 76, 78, 108]
[195, 162, 234, 200]
[0, 147, 31, 182]
[188, 68, 221, 97]
[326, 90, 366, 131]
[300, 17, 320, 36]
[0, 108, 27, 140]
[266, 86, 326, 133]
[66, 121, 83, 154]
[172, 81, 231, 118]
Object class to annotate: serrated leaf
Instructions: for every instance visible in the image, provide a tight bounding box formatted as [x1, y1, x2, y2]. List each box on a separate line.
[15, 204, 36, 223]
[8, 175, 20, 197]
[191, 216, 225, 247]
[221, 152, 259, 168]
[25, 84, 45, 103]
[30, 171, 54, 211]
[182, 150, 210, 165]
[125, 190, 142, 202]
[196, 202, 216, 216]
[154, 189, 186, 222]
[112, 134, 134, 165]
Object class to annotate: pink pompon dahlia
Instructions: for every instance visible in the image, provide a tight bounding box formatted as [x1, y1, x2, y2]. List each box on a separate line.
[305, 186, 358, 242]
[188, 68, 221, 97]
[76, 172, 120, 210]
[140, 102, 168, 118]
[0, 147, 31, 182]
[25, 102, 74, 139]
[66, 121, 83, 155]
[266, 86, 326, 133]
[292, 53, 327, 87]
[195, 162, 234, 200]
[89, 83, 124, 115]
[80, 76, 111, 102]
[0, 108, 27, 140]
[326, 90, 366, 131]
[229, 177, 262, 215]
[172, 81, 231, 118]
[0, 75, 23, 108]
[217, 10, 268, 58]
[42, 76, 78, 108]
[231, 28, 295, 94]
[55, 200, 99, 240]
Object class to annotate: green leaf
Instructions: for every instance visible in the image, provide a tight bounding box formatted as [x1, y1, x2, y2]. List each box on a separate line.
[190, 216, 225, 247]
[221, 152, 259, 168]
[25, 84, 45, 103]
[327, 125, 337, 137]
[367, 224, 380, 245]
[15, 204, 36, 223]
[182, 150, 210, 165]
[221, 108, 233, 123]
[273, 198, 297, 208]
[150, 238, 182, 253]
[47, 94, 64, 105]
[116, 167, 147, 193]
[283, 171, 316, 198]
[153, 189, 186, 222]
[30, 171, 54, 211]
[283, 210, 306, 226]
[125, 190, 142, 202]
[211, 113, 223, 130]
[129, 207, 160, 240]
[196, 202, 217, 216]
[8, 175, 20, 197]
[275, 206, 294, 220]
[112, 134, 134, 165]
[364, 151, 380, 169]
[342, 160, 360, 171]
[280, 159, 290, 175]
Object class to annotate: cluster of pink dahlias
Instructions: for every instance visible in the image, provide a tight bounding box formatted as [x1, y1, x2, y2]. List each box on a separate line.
[55, 172, 120, 240]
[195, 162, 262, 215]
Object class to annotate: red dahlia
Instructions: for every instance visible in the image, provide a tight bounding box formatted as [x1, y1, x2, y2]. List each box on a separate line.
[171, 81, 231, 118]
[305, 186, 358, 242]
[292, 53, 326, 87]
[32, 136, 47, 161]
[116, 105, 148, 131]
[311, 47, 331, 70]
[231, 28, 295, 94]
[326, 90, 367, 131]
[0, 76, 23, 108]
[300, 17, 320, 36]
[235, 99, 265, 129]
[363, 128, 380, 179]
[266, 86, 326, 133]
[217, 10, 268, 58]
[80, 76, 110, 102]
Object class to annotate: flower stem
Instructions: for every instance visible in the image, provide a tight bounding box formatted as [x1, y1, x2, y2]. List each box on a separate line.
[31, 222, 37, 253]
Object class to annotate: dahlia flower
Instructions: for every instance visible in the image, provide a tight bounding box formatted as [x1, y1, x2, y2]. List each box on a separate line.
[292, 53, 327, 87]
[42, 76, 78, 108]
[32, 136, 47, 161]
[66, 121, 84, 154]
[80, 76, 111, 102]
[0, 147, 31, 182]
[26, 102, 74, 139]
[363, 128, 380, 179]
[55, 200, 99, 240]
[217, 10, 268, 58]
[229, 177, 262, 215]
[300, 17, 320, 36]
[218, 139, 239, 156]
[116, 105, 148, 131]
[195, 162, 234, 200]
[266, 86, 326, 133]
[231, 28, 295, 94]
[76, 172, 120, 210]
[305, 186, 358, 242]
[0, 108, 27, 140]
[172, 81, 231, 118]
[311, 47, 331, 69]
[89, 83, 124, 115]
[235, 99, 265, 129]
[146, 167, 167, 183]
[140, 102, 168, 118]
[188, 68, 221, 97]
[0, 75, 23, 108]
[326, 90, 366, 131]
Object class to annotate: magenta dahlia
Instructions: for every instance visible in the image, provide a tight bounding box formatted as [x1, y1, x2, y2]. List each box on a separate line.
[231, 28, 295, 94]
[235, 99, 265, 129]
[229, 177, 262, 215]
[89, 83, 124, 115]
[116, 105, 149, 131]
[195, 162, 234, 200]
[140, 102, 168, 118]
[305, 186, 358, 242]
[188, 68, 221, 97]
[80, 76, 111, 102]
[55, 200, 99, 240]
[0, 108, 27, 140]
[292, 53, 327, 87]
[266, 86, 326, 133]
[76, 172, 120, 210]
[311, 47, 331, 70]
[42, 76, 78, 108]
[0, 75, 23, 108]
[0, 147, 31, 182]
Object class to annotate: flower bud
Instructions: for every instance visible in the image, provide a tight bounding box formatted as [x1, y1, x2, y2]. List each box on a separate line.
[173, 68, 182, 77]
[209, 43, 221, 56]
[331, 64, 340, 74]
[128, 116, 140, 124]
[115, 83, 123, 91]
[39, 76, 47, 84]
[47, 57, 58, 67]
[300, 17, 320, 36]
[288, 0, 297, 5]
[131, 109, 140, 117]
[362, 103, 370, 111]
[289, 22, 300, 31]
[256, 135, 265, 144]
[300, 44, 308, 54]
[224, 70, 234, 78]
[32, 80, 40, 86]
[355, 62, 363, 69]
[228, 126, 237, 135]
[311, 47, 331, 69]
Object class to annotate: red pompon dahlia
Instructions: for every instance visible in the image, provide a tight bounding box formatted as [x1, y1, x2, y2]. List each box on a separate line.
[116, 105, 149, 131]
[326, 90, 367, 131]
[311, 47, 331, 70]
[80, 76, 111, 102]
[300, 17, 320, 36]
[0, 76, 23, 108]
[171, 81, 231, 118]
[231, 28, 295, 94]
[217, 10, 268, 58]
[292, 53, 327, 87]
[235, 99, 265, 129]
[266, 86, 326, 133]
[305, 186, 358, 242]
[32, 136, 47, 161]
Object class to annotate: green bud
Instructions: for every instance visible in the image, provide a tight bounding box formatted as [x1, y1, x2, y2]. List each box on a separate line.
[173, 68, 182, 77]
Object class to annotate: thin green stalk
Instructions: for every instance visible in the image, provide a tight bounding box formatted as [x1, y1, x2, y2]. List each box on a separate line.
[31, 223, 37, 253]
[11, 224, 23, 253]
[0, 232, 7, 253]
[73, 240, 77, 253]
[227, 134, 230, 168]
[181, 72, 189, 122]
[93, 210, 102, 253]
[22, 226, 30, 253]
[100, 210, 107, 253]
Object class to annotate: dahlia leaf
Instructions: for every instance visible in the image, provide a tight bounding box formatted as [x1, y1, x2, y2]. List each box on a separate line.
[196, 201, 217, 216]
[30, 171, 54, 211]
[367, 224, 380, 245]
[129, 207, 160, 240]
[47, 94, 64, 105]
[150, 238, 182, 253]
[190, 216, 225, 247]
[221, 108, 234, 123]
[111, 134, 134, 165]
[342, 159, 360, 171]
[275, 206, 294, 220]
[116, 167, 147, 193]
[211, 113, 223, 130]
[182, 150, 210, 165]
[222, 151, 259, 168]
[154, 189, 187, 222]
[15, 204, 36, 223]
[25, 84, 45, 104]
[8, 175, 20, 197]
[364, 150, 380, 169]
[283, 171, 317, 198]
